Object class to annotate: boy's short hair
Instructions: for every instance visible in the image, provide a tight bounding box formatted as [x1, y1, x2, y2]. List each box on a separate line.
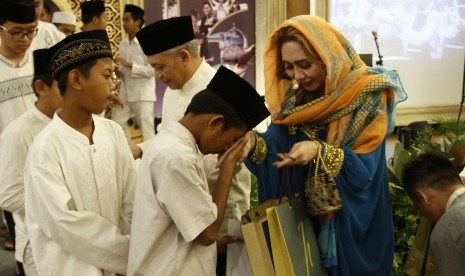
[185, 90, 247, 130]
[186, 66, 269, 130]
[124, 4, 144, 29]
[402, 152, 461, 201]
[56, 60, 97, 95]
[81, 0, 105, 24]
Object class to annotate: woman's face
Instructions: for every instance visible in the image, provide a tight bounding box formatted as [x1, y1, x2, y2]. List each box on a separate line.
[281, 41, 325, 93]
[203, 4, 212, 16]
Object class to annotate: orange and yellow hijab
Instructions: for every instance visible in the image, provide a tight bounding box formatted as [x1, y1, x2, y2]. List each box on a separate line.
[264, 15, 407, 154]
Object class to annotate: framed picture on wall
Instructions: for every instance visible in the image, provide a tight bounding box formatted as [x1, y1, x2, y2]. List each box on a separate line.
[147, 0, 256, 83]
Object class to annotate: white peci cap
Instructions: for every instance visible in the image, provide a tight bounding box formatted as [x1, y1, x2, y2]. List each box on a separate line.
[52, 11, 77, 26]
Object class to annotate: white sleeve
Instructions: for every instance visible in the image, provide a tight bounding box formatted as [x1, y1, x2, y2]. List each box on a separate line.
[0, 130, 30, 214]
[25, 145, 130, 274]
[460, 167, 465, 178]
[115, 125, 137, 235]
[156, 156, 217, 242]
[130, 46, 155, 78]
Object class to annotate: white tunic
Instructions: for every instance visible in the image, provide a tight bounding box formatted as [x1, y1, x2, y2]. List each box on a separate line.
[24, 113, 137, 276]
[128, 121, 217, 276]
[118, 36, 156, 103]
[29, 21, 65, 51]
[0, 104, 51, 263]
[146, 59, 251, 234]
[0, 52, 36, 132]
[157, 59, 217, 131]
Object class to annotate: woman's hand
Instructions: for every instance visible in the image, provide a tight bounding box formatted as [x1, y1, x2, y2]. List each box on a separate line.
[274, 141, 319, 168]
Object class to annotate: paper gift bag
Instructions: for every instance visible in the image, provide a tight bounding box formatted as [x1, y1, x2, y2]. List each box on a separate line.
[403, 217, 440, 276]
[241, 199, 277, 276]
[227, 219, 253, 276]
[267, 197, 327, 276]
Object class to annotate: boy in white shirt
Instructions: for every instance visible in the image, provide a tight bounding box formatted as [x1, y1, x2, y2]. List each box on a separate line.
[0, 48, 63, 276]
[127, 66, 269, 275]
[24, 30, 137, 276]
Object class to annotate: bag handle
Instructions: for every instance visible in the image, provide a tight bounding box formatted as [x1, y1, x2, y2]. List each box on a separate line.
[278, 167, 293, 204]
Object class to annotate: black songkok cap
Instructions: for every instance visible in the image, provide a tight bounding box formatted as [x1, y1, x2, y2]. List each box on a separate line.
[124, 4, 144, 17]
[207, 66, 269, 130]
[136, 16, 194, 56]
[0, 0, 36, 24]
[33, 49, 50, 76]
[81, 1, 105, 17]
[48, 30, 113, 80]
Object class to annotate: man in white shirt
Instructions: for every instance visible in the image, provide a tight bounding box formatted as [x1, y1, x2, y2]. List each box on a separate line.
[113, 4, 155, 143]
[128, 65, 269, 276]
[403, 152, 465, 275]
[0, 48, 63, 276]
[29, 0, 65, 50]
[134, 16, 253, 274]
[24, 30, 136, 276]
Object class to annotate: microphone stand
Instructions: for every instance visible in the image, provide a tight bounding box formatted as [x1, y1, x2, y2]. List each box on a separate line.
[372, 31, 383, 66]
[457, 56, 465, 124]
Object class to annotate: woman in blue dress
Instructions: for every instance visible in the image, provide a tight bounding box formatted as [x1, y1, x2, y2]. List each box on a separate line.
[243, 15, 407, 275]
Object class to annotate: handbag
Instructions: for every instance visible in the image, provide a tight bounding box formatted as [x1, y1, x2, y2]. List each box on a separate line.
[305, 143, 342, 216]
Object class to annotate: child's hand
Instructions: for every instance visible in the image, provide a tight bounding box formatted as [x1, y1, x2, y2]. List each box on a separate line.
[216, 138, 247, 169]
[216, 235, 244, 253]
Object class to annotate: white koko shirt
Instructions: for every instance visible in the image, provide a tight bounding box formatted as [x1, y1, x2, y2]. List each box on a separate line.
[0, 104, 51, 263]
[25, 113, 137, 276]
[118, 36, 156, 103]
[0, 52, 36, 132]
[29, 20, 65, 51]
[128, 121, 217, 276]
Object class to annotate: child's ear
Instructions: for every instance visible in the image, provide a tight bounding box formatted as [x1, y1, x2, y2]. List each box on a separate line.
[68, 70, 83, 91]
[208, 115, 224, 130]
[33, 80, 47, 97]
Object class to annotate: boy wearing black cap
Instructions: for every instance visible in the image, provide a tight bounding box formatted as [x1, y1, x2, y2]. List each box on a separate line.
[113, 4, 155, 143]
[0, 48, 63, 276]
[24, 30, 136, 276]
[0, 0, 38, 131]
[128, 66, 269, 275]
[135, 16, 254, 269]
[79, 0, 107, 32]
[0, 1, 38, 264]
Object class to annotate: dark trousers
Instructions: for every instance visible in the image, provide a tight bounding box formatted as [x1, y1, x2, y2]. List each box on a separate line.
[4, 210, 25, 276]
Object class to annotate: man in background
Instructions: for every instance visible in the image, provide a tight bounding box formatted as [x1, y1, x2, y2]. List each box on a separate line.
[52, 11, 76, 37]
[135, 16, 252, 275]
[403, 152, 465, 275]
[30, 0, 65, 50]
[79, 0, 107, 32]
[113, 4, 155, 143]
